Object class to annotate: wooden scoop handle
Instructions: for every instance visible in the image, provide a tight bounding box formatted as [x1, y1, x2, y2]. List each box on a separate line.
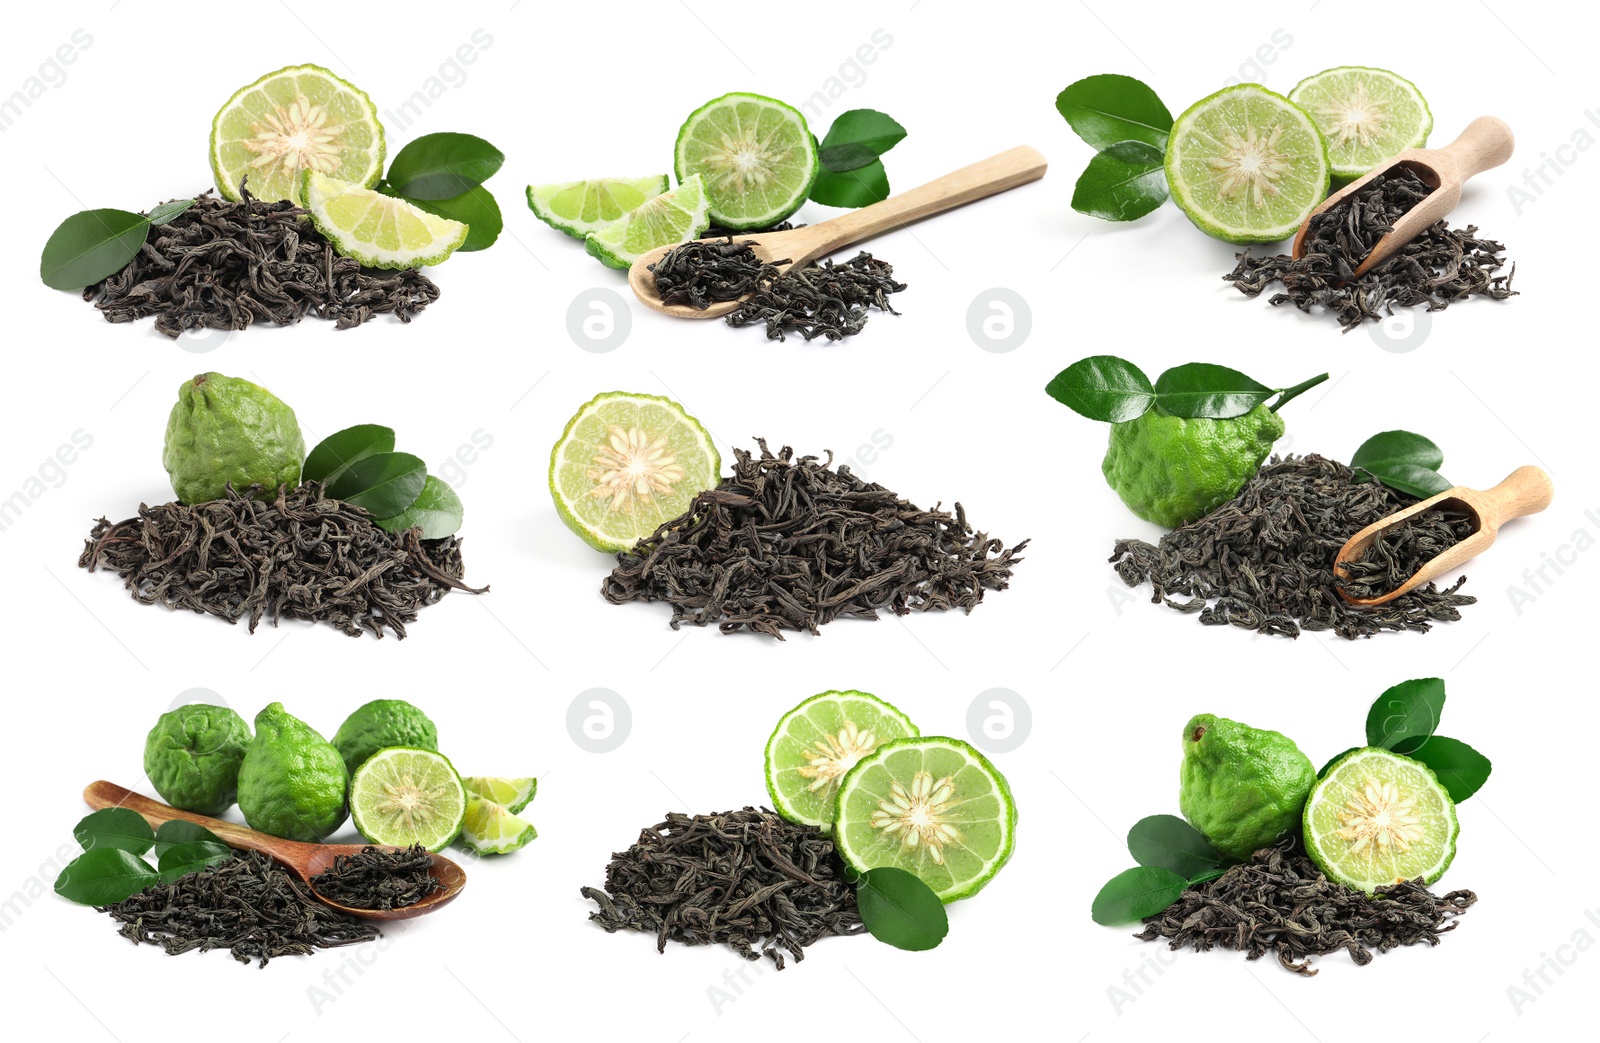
[1477, 464, 1554, 530]
[1434, 116, 1514, 181]
[83, 781, 311, 863]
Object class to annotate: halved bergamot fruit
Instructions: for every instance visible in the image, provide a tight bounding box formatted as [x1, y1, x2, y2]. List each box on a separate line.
[1290, 66, 1431, 181]
[1165, 83, 1330, 244]
[349, 747, 467, 853]
[835, 736, 1017, 903]
[548, 391, 720, 553]
[674, 92, 818, 230]
[765, 691, 919, 830]
[1304, 747, 1458, 894]
[210, 64, 384, 204]
[527, 175, 671, 239]
[301, 171, 468, 269]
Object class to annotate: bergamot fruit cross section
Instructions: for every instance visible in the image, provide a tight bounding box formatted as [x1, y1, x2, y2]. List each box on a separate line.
[765, 690, 919, 830]
[1304, 747, 1457, 893]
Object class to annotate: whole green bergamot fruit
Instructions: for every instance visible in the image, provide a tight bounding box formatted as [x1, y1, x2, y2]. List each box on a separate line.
[332, 699, 440, 776]
[162, 372, 304, 505]
[143, 703, 252, 815]
[1102, 404, 1284, 528]
[237, 702, 348, 842]
[1178, 713, 1315, 862]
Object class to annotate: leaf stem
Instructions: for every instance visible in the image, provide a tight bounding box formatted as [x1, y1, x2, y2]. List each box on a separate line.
[1270, 372, 1330, 413]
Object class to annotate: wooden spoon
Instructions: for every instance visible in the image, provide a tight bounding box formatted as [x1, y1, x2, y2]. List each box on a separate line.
[1333, 465, 1553, 606]
[1290, 116, 1514, 278]
[628, 145, 1048, 318]
[83, 780, 465, 920]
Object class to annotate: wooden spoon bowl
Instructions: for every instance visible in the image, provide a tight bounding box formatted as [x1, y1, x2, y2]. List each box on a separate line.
[628, 145, 1048, 318]
[84, 780, 465, 920]
[1291, 116, 1514, 278]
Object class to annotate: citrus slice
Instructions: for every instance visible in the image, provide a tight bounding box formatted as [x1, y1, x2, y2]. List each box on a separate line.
[765, 691, 919, 830]
[584, 175, 710, 270]
[1290, 67, 1432, 181]
[349, 747, 467, 852]
[460, 797, 537, 855]
[835, 737, 1017, 902]
[210, 64, 384, 204]
[674, 92, 818, 230]
[300, 171, 468, 269]
[1304, 747, 1458, 894]
[527, 175, 671, 239]
[461, 776, 537, 815]
[1164, 84, 1330, 244]
[548, 391, 720, 552]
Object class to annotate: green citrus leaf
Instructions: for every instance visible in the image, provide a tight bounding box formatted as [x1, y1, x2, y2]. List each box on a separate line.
[157, 840, 233, 883]
[327, 451, 428, 518]
[818, 109, 907, 172]
[152, 820, 223, 857]
[54, 848, 157, 906]
[1044, 355, 1155, 422]
[1408, 736, 1491, 803]
[384, 132, 504, 200]
[375, 474, 464, 539]
[1187, 866, 1228, 886]
[146, 199, 196, 227]
[855, 867, 949, 951]
[810, 159, 890, 208]
[1055, 74, 1173, 150]
[1126, 814, 1225, 877]
[1071, 140, 1167, 221]
[1091, 866, 1189, 925]
[72, 808, 155, 855]
[1366, 677, 1446, 754]
[1153, 362, 1274, 418]
[40, 208, 150, 290]
[408, 186, 502, 252]
[304, 425, 397, 486]
[1351, 431, 1452, 497]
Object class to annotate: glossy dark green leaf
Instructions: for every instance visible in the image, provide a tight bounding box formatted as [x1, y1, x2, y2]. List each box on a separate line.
[1044, 355, 1155, 422]
[73, 808, 154, 855]
[327, 451, 428, 518]
[304, 425, 397, 486]
[376, 475, 464, 539]
[157, 840, 233, 883]
[152, 820, 223, 856]
[1187, 866, 1228, 886]
[385, 132, 505, 200]
[1091, 866, 1189, 925]
[409, 186, 502, 252]
[39, 208, 150, 290]
[1365, 677, 1446, 754]
[1361, 463, 1454, 499]
[1350, 431, 1452, 497]
[818, 109, 908, 172]
[1126, 814, 1225, 877]
[810, 159, 890, 208]
[1072, 140, 1167, 221]
[1153, 363, 1274, 419]
[146, 199, 195, 227]
[1055, 74, 1173, 150]
[1408, 735, 1492, 802]
[54, 848, 157, 906]
[855, 867, 949, 951]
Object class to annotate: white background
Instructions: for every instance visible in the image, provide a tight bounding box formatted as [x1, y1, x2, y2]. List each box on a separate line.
[1, 2, 1596, 1040]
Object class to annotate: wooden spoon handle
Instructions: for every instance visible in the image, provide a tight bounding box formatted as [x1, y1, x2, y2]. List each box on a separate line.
[1436, 116, 1514, 181]
[83, 781, 308, 863]
[804, 145, 1047, 256]
[1479, 465, 1554, 528]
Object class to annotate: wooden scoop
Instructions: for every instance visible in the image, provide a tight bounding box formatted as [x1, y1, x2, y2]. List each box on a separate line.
[628, 145, 1048, 318]
[1333, 465, 1553, 606]
[1291, 116, 1514, 278]
[84, 780, 465, 920]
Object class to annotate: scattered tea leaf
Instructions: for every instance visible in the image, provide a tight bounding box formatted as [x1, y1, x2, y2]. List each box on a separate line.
[1044, 355, 1154, 422]
[303, 425, 397, 487]
[1409, 736, 1492, 802]
[40, 208, 150, 290]
[1071, 140, 1167, 221]
[385, 132, 504, 200]
[73, 808, 155, 855]
[157, 840, 234, 883]
[855, 867, 949, 951]
[1366, 677, 1445, 754]
[1152, 363, 1274, 419]
[54, 848, 158, 906]
[1126, 814, 1225, 877]
[1351, 431, 1452, 498]
[326, 451, 428, 519]
[409, 186, 503, 252]
[152, 820, 223, 857]
[810, 159, 890, 208]
[146, 199, 196, 227]
[818, 109, 907, 172]
[1092, 865, 1189, 925]
[1055, 74, 1173, 150]
[376, 474, 464, 539]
